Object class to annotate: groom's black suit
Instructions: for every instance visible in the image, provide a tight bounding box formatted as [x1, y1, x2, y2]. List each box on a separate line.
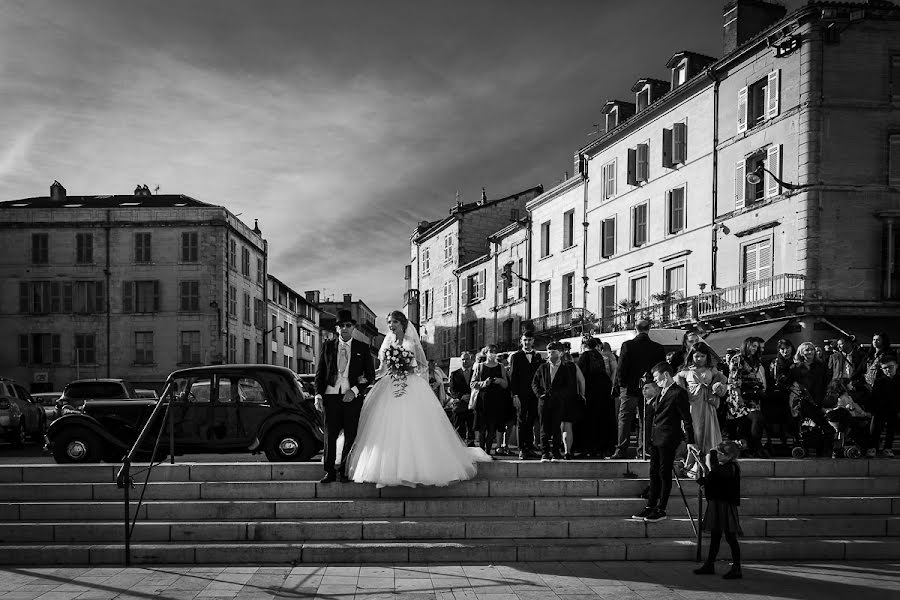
[315, 336, 376, 477]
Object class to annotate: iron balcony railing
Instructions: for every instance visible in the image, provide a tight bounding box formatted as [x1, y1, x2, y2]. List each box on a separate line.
[595, 274, 808, 333]
[529, 307, 594, 336]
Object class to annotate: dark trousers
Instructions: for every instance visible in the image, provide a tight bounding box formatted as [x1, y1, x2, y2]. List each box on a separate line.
[615, 392, 639, 454]
[322, 394, 362, 475]
[648, 443, 678, 511]
[451, 408, 475, 442]
[539, 397, 562, 456]
[707, 530, 741, 566]
[870, 409, 898, 451]
[517, 394, 539, 450]
[736, 411, 767, 451]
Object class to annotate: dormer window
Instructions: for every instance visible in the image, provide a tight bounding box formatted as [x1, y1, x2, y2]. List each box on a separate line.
[636, 88, 650, 112]
[673, 61, 688, 88]
[605, 106, 619, 131]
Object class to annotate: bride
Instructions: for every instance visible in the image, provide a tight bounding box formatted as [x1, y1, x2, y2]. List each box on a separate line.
[345, 310, 491, 487]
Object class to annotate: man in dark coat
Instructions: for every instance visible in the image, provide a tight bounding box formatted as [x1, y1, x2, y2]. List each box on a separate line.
[314, 309, 376, 483]
[609, 319, 666, 459]
[447, 351, 476, 445]
[576, 337, 613, 456]
[509, 329, 543, 459]
[633, 361, 698, 522]
[532, 341, 580, 461]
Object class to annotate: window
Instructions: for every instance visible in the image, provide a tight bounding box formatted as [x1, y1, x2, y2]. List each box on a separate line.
[443, 235, 453, 262]
[422, 248, 430, 275]
[735, 145, 781, 209]
[243, 291, 251, 323]
[134, 233, 152, 263]
[663, 264, 687, 320]
[31, 234, 49, 265]
[73, 281, 104, 313]
[229, 238, 237, 271]
[882, 218, 900, 299]
[742, 238, 773, 302]
[257, 342, 263, 363]
[228, 285, 237, 318]
[562, 272, 575, 310]
[667, 186, 686, 234]
[673, 61, 687, 88]
[241, 247, 250, 276]
[631, 203, 648, 248]
[563, 210, 575, 248]
[441, 329, 452, 359]
[122, 280, 160, 313]
[238, 377, 266, 403]
[256, 258, 263, 284]
[76, 233, 93, 264]
[179, 281, 200, 311]
[283, 320, 289, 344]
[540, 221, 551, 257]
[737, 70, 780, 133]
[627, 144, 649, 184]
[421, 289, 433, 320]
[517, 258, 525, 299]
[889, 134, 900, 187]
[18, 333, 60, 365]
[135, 332, 154, 364]
[442, 280, 453, 311]
[74, 334, 96, 364]
[288, 323, 294, 346]
[271, 350, 277, 365]
[636, 88, 650, 111]
[602, 160, 616, 200]
[892, 55, 900, 103]
[630, 275, 649, 308]
[662, 122, 687, 168]
[229, 334, 237, 363]
[254, 298, 264, 327]
[181, 232, 199, 262]
[462, 270, 485, 305]
[601, 218, 616, 258]
[539, 281, 551, 315]
[605, 106, 619, 131]
[600, 284, 616, 322]
[510, 209, 520, 221]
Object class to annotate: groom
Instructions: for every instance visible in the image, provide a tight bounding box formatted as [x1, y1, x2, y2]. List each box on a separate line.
[314, 309, 376, 483]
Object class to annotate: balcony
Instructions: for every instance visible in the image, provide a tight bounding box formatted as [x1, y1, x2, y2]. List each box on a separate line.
[596, 274, 808, 333]
[528, 307, 594, 337]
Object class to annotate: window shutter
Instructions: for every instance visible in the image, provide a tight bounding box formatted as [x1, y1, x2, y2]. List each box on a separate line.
[737, 86, 748, 133]
[50, 282, 61, 313]
[661, 128, 673, 167]
[766, 69, 780, 119]
[766, 144, 782, 198]
[19, 283, 28, 313]
[760, 239, 773, 279]
[888, 134, 900, 186]
[563, 212, 572, 247]
[153, 281, 160, 311]
[735, 160, 746, 210]
[18, 335, 29, 364]
[122, 281, 133, 313]
[461, 277, 469, 306]
[637, 143, 649, 181]
[672, 122, 686, 164]
[627, 148, 637, 185]
[51, 334, 61, 364]
[63, 282, 72, 313]
[478, 270, 486, 300]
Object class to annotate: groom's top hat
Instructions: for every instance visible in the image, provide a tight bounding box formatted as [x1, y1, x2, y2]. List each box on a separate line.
[336, 309, 356, 325]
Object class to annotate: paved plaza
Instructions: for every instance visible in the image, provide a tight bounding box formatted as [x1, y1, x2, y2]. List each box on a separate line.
[0, 561, 898, 600]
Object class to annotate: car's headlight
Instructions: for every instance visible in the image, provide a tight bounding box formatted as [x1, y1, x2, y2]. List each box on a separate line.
[61, 405, 81, 415]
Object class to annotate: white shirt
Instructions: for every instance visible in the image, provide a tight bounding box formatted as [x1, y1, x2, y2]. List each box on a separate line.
[549, 360, 560, 382]
[325, 338, 357, 396]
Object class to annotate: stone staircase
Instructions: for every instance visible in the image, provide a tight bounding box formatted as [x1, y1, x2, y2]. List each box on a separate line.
[1, 459, 899, 565]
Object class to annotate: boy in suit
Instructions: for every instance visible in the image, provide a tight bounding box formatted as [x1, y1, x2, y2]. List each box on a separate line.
[509, 329, 543, 459]
[633, 361, 698, 522]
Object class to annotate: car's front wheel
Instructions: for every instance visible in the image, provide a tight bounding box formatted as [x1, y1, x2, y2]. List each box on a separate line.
[263, 424, 315, 462]
[52, 427, 103, 463]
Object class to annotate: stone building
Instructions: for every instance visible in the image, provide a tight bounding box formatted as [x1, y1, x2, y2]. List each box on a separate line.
[0, 182, 267, 391]
[316, 293, 384, 359]
[406, 186, 543, 364]
[266, 276, 320, 374]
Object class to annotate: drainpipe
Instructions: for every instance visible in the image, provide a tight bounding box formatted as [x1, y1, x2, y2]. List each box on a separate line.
[580, 161, 589, 327]
[706, 67, 721, 291]
[104, 210, 112, 377]
[491, 239, 498, 346]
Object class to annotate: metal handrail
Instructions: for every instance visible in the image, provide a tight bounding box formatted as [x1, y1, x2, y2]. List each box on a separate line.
[114, 386, 175, 566]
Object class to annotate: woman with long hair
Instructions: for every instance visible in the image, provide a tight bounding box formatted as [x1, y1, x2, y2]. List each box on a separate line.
[676, 342, 727, 473]
[864, 332, 893, 388]
[346, 311, 491, 487]
[764, 338, 796, 452]
[790, 340, 835, 457]
[470, 344, 512, 455]
[726, 336, 768, 457]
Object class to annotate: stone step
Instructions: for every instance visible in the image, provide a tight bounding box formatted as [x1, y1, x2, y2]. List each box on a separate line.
[2, 536, 899, 565]
[3, 458, 898, 484]
[3, 475, 898, 503]
[3, 515, 897, 544]
[4, 494, 900, 522]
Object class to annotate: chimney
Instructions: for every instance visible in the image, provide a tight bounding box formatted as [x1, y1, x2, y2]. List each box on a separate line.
[723, 0, 787, 55]
[304, 290, 320, 304]
[343, 293, 352, 305]
[253, 219, 261, 235]
[50, 180, 66, 201]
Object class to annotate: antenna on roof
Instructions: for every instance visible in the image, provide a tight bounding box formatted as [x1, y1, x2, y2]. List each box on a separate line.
[154, 185, 160, 194]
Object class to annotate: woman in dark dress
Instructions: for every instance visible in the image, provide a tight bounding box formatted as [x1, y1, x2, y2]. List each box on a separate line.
[765, 338, 795, 451]
[577, 337, 613, 457]
[790, 341, 835, 457]
[470, 344, 512, 455]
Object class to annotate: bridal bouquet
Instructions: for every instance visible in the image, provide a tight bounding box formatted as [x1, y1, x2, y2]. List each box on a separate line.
[385, 343, 415, 398]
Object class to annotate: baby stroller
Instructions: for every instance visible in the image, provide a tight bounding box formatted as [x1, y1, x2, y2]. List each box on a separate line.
[788, 383, 833, 458]
[791, 418, 826, 458]
[823, 383, 873, 459]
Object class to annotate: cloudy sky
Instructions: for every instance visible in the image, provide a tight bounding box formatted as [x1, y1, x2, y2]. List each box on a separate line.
[0, 0, 802, 322]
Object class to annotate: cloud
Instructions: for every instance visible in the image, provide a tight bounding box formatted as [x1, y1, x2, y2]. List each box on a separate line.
[0, 119, 49, 184]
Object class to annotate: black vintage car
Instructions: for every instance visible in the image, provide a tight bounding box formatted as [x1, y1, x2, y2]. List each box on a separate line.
[46, 365, 324, 463]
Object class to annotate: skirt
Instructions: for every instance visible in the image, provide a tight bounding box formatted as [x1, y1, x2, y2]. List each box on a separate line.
[703, 500, 744, 535]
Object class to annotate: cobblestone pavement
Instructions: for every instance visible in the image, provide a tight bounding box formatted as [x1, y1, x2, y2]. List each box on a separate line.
[1, 561, 898, 600]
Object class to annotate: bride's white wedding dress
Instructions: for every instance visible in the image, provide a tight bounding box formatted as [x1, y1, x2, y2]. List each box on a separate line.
[346, 325, 491, 488]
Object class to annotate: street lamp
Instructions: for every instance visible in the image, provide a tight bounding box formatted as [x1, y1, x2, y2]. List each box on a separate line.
[746, 165, 813, 191]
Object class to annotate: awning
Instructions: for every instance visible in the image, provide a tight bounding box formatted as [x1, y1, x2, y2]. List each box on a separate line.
[703, 319, 792, 356]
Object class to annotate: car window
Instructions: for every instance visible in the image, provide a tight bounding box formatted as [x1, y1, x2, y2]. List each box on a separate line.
[188, 378, 212, 403]
[218, 378, 234, 403]
[237, 378, 267, 404]
[14, 385, 32, 402]
[63, 382, 127, 399]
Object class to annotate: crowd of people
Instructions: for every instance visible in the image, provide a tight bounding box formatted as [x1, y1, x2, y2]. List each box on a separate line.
[430, 321, 898, 463]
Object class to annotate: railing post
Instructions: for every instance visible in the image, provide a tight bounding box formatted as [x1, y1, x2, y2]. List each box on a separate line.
[168, 400, 175, 464]
[122, 457, 131, 567]
[696, 482, 703, 562]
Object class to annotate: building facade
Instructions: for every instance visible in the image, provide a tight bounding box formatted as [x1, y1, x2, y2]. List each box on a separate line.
[266, 276, 320, 374]
[317, 294, 384, 359]
[0, 182, 267, 392]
